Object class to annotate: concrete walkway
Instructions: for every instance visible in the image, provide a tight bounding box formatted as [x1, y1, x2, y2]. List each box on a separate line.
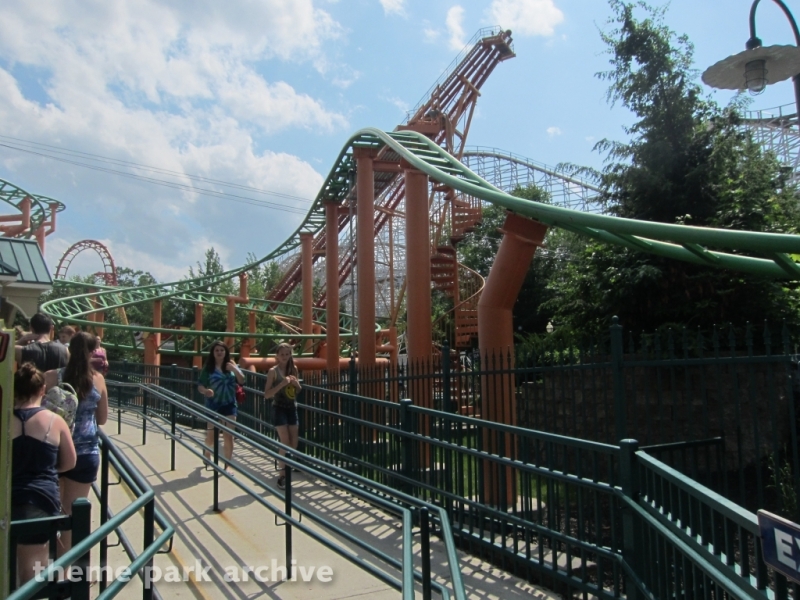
[97, 410, 561, 600]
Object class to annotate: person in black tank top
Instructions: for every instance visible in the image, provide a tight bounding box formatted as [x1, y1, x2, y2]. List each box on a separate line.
[12, 363, 76, 585]
[262, 343, 302, 489]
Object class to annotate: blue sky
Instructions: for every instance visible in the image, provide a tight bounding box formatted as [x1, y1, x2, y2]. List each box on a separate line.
[0, 0, 797, 281]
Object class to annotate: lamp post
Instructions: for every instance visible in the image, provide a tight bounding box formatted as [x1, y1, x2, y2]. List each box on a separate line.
[702, 0, 800, 121]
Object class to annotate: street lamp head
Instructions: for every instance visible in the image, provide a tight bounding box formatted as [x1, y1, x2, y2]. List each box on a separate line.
[702, 45, 800, 92]
[545, 321, 554, 334]
[745, 59, 769, 94]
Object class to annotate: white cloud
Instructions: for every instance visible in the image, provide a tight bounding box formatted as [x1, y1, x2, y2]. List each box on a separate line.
[488, 0, 564, 37]
[423, 28, 441, 43]
[384, 96, 410, 115]
[446, 6, 467, 51]
[547, 126, 562, 137]
[0, 0, 344, 278]
[585, 136, 595, 142]
[380, 0, 406, 15]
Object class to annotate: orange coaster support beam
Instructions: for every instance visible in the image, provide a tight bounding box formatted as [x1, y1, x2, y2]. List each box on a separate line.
[144, 299, 162, 366]
[325, 202, 341, 373]
[478, 212, 548, 506]
[405, 165, 432, 466]
[225, 273, 248, 351]
[240, 311, 257, 360]
[404, 167, 432, 366]
[356, 148, 377, 368]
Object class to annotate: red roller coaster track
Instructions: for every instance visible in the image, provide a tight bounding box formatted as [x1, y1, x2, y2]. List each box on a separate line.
[54, 239, 118, 286]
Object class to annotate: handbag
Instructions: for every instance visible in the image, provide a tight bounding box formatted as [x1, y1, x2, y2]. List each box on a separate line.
[235, 383, 246, 404]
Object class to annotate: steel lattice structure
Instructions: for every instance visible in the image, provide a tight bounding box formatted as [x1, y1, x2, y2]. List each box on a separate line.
[742, 102, 800, 184]
[55, 239, 118, 286]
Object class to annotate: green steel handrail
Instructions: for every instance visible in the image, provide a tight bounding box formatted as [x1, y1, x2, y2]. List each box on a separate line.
[109, 380, 464, 600]
[618, 495, 762, 600]
[42, 127, 800, 350]
[109, 361, 787, 599]
[9, 434, 174, 600]
[629, 450, 777, 599]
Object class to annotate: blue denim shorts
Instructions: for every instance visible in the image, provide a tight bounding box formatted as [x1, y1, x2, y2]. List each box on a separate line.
[273, 404, 298, 427]
[60, 453, 100, 484]
[206, 399, 237, 418]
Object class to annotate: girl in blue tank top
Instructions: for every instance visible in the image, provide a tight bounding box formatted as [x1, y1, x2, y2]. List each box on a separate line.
[12, 362, 76, 585]
[45, 331, 108, 561]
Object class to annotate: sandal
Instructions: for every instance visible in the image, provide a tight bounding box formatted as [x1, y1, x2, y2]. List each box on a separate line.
[277, 476, 285, 490]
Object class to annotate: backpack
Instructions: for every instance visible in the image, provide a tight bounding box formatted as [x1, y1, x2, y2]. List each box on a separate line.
[42, 381, 79, 431]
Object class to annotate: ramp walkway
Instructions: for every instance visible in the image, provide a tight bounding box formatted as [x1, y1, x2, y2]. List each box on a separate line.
[103, 406, 559, 600]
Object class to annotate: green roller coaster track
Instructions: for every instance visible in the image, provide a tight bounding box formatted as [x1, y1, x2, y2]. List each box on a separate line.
[42, 127, 800, 356]
[0, 178, 66, 237]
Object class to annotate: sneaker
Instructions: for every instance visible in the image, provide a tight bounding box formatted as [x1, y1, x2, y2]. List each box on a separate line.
[277, 476, 285, 490]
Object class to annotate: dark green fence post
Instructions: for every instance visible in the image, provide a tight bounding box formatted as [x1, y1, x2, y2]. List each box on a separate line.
[99, 440, 110, 592]
[611, 316, 627, 443]
[143, 497, 155, 600]
[399, 398, 414, 494]
[213, 425, 220, 512]
[442, 341, 452, 413]
[620, 439, 641, 600]
[71, 498, 92, 600]
[119, 360, 129, 434]
[346, 357, 358, 465]
[191, 366, 199, 430]
[349, 356, 357, 396]
[170, 363, 177, 395]
[284, 454, 293, 571]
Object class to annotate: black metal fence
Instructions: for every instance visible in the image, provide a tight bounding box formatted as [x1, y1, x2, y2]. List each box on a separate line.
[298, 320, 800, 518]
[105, 359, 800, 599]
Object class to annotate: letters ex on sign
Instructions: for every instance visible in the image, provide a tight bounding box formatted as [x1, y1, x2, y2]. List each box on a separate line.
[759, 509, 800, 584]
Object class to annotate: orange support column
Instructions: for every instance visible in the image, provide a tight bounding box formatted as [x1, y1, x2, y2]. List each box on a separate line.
[325, 202, 341, 373]
[404, 167, 432, 365]
[94, 309, 105, 340]
[239, 311, 257, 360]
[193, 303, 204, 368]
[405, 166, 432, 468]
[144, 300, 162, 366]
[225, 273, 248, 351]
[478, 212, 548, 506]
[35, 225, 45, 253]
[355, 148, 377, 368]
[301, 232, 314, 354]
[48, 202, 58, 235]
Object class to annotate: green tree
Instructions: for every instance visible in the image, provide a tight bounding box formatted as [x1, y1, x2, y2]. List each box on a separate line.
[185, 248, 234, 334]
[544, 0, 800, 335]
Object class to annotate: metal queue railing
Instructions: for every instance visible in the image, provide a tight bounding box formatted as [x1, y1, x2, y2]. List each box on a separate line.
[105, 379, 467, 600]
[106, 361, 796, 599]
[8, 430, 175, 600]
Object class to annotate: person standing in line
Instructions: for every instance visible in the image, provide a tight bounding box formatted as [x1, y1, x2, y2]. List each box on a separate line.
[12, 363, 76, 585]
[197, 341, 244, 473]
[89, 336, 109, 375]
[45, 331, 108, 558]
[15, 313, 69, 371]
[57, 325, 76, 346]
[262, 343, 301, 489]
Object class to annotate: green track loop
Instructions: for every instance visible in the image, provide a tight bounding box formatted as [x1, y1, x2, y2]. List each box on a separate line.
[42, 128, 800, 355]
